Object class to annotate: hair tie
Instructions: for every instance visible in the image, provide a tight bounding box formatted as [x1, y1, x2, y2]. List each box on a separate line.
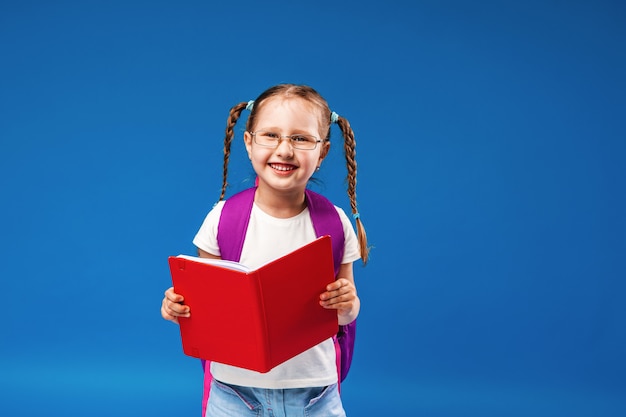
[352, 212, 360, 220]
[330, 111, 339, 123]
[246, 100, 255, 111]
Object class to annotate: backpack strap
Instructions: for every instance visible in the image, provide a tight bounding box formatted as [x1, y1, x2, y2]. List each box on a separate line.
[304, 188, 344, 275]
[217, 187, 256, 262]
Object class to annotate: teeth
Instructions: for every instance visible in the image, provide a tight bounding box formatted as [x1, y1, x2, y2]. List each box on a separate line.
[270, 164, 295, 171]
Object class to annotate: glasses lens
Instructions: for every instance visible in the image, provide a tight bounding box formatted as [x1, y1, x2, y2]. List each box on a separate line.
[290, 134, 318, 150]
[255, 131, 279, 147]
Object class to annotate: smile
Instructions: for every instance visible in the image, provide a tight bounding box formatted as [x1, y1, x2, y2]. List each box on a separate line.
[269, 163, 297, 172]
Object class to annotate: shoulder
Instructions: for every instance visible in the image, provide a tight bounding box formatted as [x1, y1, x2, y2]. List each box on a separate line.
[328, 205, 361, 263]
[207, 200, 226, 222]
[193, 200, 226, 256]
[334, 206, 357, 236]
[332, 204, 350, 220]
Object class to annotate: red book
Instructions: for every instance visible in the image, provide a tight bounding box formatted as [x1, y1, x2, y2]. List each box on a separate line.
[168, 235, 338, 373]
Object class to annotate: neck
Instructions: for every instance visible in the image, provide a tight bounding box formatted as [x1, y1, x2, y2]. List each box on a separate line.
[254, 186, 307, 218]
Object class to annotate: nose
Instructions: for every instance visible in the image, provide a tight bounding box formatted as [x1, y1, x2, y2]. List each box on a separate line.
[275, 136, 294, 157]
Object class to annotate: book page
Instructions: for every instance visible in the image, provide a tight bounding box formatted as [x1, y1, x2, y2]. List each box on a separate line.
[176, 255, 251, 273]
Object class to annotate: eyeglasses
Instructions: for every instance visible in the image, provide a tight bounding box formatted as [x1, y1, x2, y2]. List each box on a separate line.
[250, 131, 323, 150]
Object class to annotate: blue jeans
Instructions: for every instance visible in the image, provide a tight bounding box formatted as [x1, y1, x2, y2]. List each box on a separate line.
[206, 379, 347, 417]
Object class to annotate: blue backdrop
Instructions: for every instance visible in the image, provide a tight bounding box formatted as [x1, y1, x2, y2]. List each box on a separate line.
[1, 1, 624, 416]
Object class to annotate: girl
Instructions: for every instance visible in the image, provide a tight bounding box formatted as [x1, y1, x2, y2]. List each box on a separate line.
[161, 84, 369, 416]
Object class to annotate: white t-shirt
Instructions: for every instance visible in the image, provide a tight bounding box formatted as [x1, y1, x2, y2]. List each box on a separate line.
[192, 199, 360, 389]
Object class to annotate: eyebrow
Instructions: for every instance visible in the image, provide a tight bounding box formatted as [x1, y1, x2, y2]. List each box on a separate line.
[256, 127, 317, 135]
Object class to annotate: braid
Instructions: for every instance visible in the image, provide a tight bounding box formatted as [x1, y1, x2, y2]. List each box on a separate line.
[336, 116, 370, 264]
[220, 102, 248, 201]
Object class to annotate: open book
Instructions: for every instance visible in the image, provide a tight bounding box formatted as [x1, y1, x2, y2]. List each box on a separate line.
[168, 235, 338, 373]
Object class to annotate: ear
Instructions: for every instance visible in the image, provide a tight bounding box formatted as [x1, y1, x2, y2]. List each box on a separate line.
[318, 140, 330, 165]
[244, 131, 253, 159]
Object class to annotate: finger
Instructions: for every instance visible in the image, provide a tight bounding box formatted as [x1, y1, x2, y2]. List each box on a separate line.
[165, 287, 184, 303]
[161, 303, 180, 324]
[320, 298, 353, 312]
[328, 278, 355, 292]
[325, 280, 343, 292]
[163, 297, 190, 316]
[170, 303, 191, 316]
[321, 284, 354, 301]
[320, 291, 354, 306]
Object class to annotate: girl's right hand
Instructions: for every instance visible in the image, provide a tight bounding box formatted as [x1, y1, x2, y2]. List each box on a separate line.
[161, 287, 190, 325]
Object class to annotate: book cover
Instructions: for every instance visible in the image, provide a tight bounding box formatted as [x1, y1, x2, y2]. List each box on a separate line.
[168, 235, 338, 373]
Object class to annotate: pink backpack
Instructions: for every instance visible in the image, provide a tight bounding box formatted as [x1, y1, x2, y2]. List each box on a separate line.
[200, 187, 357, 415]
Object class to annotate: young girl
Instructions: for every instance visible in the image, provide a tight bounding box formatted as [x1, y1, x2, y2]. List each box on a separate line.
[161, 84, 369, 416]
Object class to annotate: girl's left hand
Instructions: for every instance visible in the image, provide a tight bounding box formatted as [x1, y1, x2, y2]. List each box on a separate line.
[320, 278, 359, 325]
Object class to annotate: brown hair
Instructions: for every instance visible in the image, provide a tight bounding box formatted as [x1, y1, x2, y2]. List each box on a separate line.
[218, 84, 369, 263]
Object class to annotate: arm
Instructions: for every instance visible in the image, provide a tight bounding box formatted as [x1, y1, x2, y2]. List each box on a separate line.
[161, 248, 221, 324]
[320, 262, 360, 326]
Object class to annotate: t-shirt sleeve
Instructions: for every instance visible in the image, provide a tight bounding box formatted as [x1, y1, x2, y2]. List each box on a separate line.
[192, 201, 225, 257]
[335, 206, 361, 264]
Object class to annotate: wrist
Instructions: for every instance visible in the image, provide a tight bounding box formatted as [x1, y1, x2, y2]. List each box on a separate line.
[338, 296, 360, 325]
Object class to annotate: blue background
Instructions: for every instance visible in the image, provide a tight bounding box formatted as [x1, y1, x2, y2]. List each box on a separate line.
[1, 1, 625, 416]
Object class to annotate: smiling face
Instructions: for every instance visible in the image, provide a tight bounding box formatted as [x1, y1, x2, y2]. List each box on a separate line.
[244, 96, 329, 197]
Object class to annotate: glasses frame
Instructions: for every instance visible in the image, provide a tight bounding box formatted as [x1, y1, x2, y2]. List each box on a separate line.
[249, 130, 324, 151]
